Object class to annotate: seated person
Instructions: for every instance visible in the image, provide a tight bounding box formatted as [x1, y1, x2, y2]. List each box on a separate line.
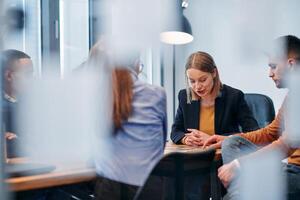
[1, 49, 33, 158]
[168, 51, 259, 200]
[171, 51, 259, 146]
[204, 35, 300, 200]
[88, 42, 167, 200]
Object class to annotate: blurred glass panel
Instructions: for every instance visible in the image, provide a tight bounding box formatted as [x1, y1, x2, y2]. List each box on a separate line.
[59, 0, 89, 77]
[17, 72, 111, 163]
[3, 0, 41, 77]
[0, 2, 4, 199]
[239, 150, 286, 200]
[287, 70, 300, 148]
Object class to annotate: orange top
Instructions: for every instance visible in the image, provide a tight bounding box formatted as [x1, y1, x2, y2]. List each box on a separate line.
[237, 96, 300, 166]
[199, 105, 215, 136]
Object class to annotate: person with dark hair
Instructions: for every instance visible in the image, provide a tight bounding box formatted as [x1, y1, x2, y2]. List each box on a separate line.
[204, 35, 300, 199]
[89, 41, 167, 200]
[1, 49, 33, 158]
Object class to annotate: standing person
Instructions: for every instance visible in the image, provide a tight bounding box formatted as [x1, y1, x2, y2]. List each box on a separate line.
[204, 35, 300, 200]
[171, 51, 259, 146]
[1, 49, 33, 158]
[89, 42, 167, 200]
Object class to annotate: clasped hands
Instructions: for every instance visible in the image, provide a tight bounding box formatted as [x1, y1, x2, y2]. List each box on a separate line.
[182, 129, 210, 147]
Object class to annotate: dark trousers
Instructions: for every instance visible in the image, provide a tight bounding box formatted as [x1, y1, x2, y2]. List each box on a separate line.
[95, 176, 139, 200]
[164, 175, 211, 200]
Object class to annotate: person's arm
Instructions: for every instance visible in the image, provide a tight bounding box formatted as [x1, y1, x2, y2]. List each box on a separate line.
[204, 110, 281, 149]
[219, 130, 298, 188]
[240, 134, 296, 164]
[205, 96, 286, 149]
[237, 105, 284, 145]
[161, 89, 168, 145]
[170, 105, 186, 144]
[238, 97, 288, 145]
[237, 92, 259, 132]
[204, 119, 280, 149]
[170, 92, 186, 144]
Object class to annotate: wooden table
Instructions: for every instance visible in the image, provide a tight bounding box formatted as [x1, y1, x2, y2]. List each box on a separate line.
[164, 141, 222, 160]
[6, 142, 221, 193]
[161, 142, 222, 200]
[5, 158, 96, 192]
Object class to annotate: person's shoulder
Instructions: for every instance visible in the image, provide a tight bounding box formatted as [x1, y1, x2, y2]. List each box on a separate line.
[179, 88, 190, 100]
[222, 84, 244, 96]
[139, 83, 167, 111]
[137, 81, 166, 98]
[178, 89, 186, 96]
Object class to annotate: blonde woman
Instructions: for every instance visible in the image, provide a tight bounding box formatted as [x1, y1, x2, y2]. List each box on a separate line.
[171, 51, 259, 146]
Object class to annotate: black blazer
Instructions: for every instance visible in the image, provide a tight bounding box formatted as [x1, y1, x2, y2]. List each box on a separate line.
[171, 84, 259, 144]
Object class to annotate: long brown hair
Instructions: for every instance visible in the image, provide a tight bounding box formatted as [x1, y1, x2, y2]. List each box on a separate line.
[87, 40, 134, 130]
[112, 68, 133, 129]
[185, 51, 222, 103]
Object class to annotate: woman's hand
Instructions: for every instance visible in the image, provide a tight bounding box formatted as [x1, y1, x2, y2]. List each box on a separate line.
[181, 135, 198, 146]
[183, 129, 210, 146]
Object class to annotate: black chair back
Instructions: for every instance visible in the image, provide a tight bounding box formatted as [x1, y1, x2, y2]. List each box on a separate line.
[135, 148, 216, 200]
[244, 93, 275, 128]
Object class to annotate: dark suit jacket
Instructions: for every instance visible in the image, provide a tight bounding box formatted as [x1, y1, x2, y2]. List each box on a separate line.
[2, 97, 21, 158]
[171, 84, 259, 144]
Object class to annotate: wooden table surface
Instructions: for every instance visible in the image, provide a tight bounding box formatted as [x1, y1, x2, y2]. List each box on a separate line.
[5, 158, 96, 192]
[6, 142, 221, 192]
[164, 141, 222, 160]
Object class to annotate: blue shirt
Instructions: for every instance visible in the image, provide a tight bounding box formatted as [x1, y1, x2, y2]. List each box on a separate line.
[94, 72, 167, 186]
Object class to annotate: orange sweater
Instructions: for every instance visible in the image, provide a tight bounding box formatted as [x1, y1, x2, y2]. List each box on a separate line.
[237, 97, 300, 166]
[199, 105, 215, 136]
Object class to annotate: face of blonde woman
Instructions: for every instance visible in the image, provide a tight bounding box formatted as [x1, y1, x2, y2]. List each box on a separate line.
[186, 68, 216, 99]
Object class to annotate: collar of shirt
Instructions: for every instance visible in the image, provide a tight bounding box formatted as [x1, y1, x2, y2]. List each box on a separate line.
[129, 69, 138, 82]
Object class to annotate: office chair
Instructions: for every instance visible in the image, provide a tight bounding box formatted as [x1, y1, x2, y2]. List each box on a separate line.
[244, 93, 275, 128]
[134, 148, 216, 200]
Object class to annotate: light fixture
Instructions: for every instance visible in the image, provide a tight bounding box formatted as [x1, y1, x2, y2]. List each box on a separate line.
[160, 0, 193, 118]
[160, 15, 193, 45]
[182, 0, 189, 9]
[160, 0, 193, 45]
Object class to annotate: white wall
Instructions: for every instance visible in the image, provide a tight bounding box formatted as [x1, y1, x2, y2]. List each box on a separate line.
[60, 0, 89, 76]
[3, 0, 42, 76]
[173, 0, 300, 112]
